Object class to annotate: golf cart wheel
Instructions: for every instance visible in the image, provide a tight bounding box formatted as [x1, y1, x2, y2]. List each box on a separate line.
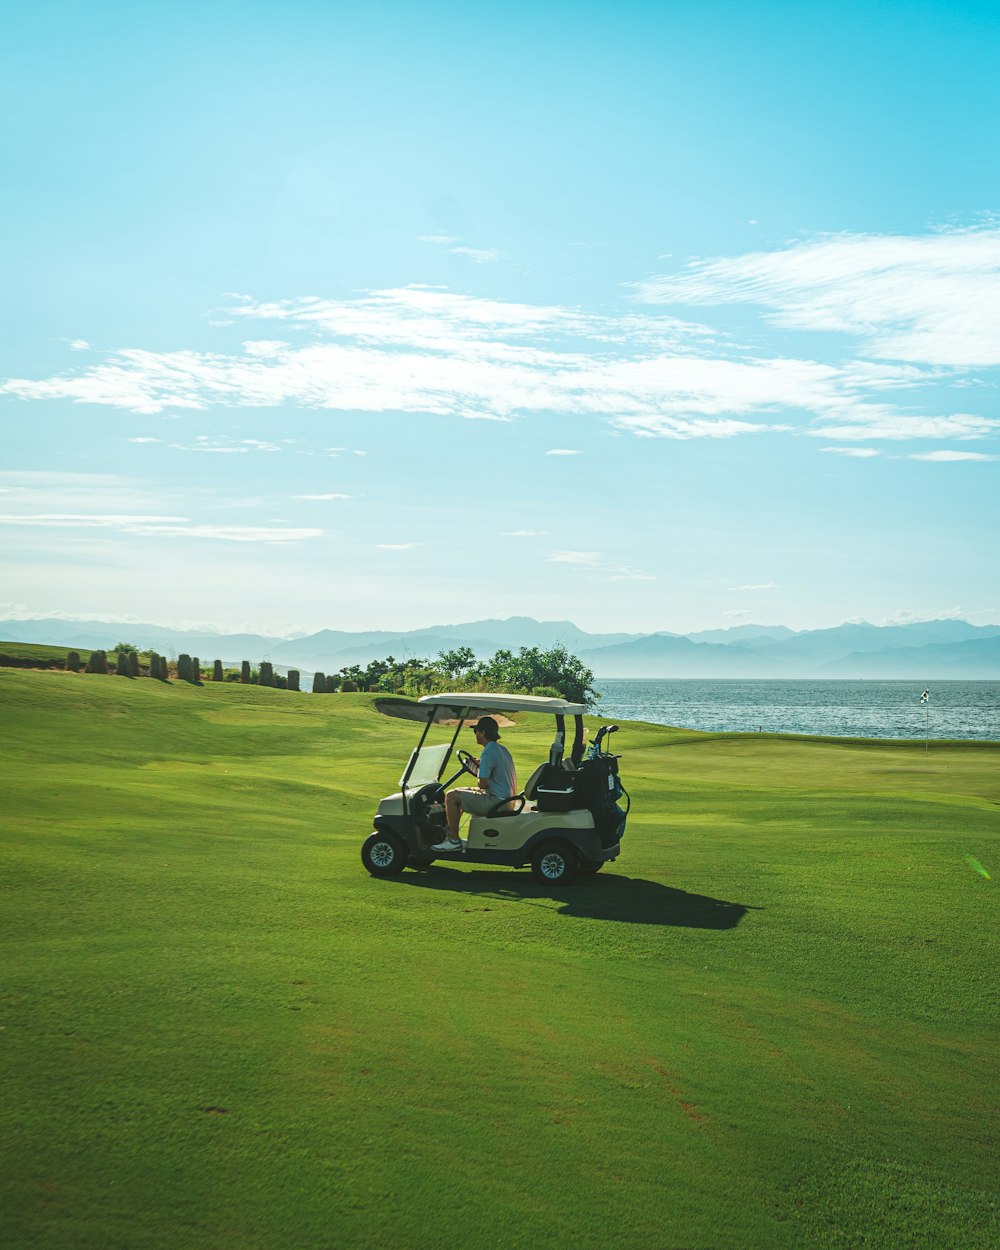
[579, 858, 604, 875]
[361, 831, 409, 877]
[531, 843, 579, 886]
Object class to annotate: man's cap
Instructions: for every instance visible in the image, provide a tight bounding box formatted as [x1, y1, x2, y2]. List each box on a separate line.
[469, 715, 500, 738]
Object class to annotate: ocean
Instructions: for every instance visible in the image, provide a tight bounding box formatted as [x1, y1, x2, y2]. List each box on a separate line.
[592, 679, 1000, 741]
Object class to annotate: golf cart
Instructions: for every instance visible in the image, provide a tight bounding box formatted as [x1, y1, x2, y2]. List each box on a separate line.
[361, 693, 629, 885]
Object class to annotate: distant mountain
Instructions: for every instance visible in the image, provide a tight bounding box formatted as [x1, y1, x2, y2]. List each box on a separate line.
[582, 620, 1000, 678]
[684, 624, 797, 646]
[2, 615, 999, 677]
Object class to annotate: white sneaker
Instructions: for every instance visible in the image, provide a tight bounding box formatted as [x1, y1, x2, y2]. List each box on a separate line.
[431, 837, 462, 852]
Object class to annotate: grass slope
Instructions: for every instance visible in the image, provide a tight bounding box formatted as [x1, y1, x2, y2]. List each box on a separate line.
[2, 671, 997, 1250]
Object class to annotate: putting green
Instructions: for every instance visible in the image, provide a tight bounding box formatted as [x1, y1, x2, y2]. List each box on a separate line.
[1, 670, 997, 1249]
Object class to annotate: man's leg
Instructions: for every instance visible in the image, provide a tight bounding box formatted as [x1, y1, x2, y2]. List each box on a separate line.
[445, 789, 466, 837]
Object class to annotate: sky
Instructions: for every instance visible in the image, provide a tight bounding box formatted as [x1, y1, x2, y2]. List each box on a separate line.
[2, 0, 999, 637]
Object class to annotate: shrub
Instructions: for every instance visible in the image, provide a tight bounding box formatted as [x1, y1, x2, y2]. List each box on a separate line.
[192, 657, 201, 684]
[213, 659, 223, 681]
[129, 652, 140, 677]
[259, 661, 274, 687]
[287, 669, 300, 692]
[85, 649, 109, 674]
[66, 651, 82, 672]
[326, 675, 340, 693]
[177, 654, 193, 683]
[241, 660, 250, 684]
[340, 678, 358, 692]
[116, 650, 132, 677]
[312, 671, 326, 693]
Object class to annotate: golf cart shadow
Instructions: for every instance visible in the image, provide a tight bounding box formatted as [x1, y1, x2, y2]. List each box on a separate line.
[391, 867, 752, 930]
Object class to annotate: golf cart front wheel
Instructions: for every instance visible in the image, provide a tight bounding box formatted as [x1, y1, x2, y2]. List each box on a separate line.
[362, 831, 409, 877]
[531, 843, 579, 886]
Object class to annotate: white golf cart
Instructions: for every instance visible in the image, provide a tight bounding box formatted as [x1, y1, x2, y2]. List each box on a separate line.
[361, 692, 629, 885]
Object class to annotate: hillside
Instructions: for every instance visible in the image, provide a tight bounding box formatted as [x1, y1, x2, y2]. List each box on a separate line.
[2, 669, 998, 1249]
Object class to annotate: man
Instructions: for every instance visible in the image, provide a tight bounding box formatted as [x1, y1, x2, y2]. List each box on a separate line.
[432, 715, 518, 852]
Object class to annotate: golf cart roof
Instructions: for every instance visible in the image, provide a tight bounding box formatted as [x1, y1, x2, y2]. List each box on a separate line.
[418, 692, 587, 717]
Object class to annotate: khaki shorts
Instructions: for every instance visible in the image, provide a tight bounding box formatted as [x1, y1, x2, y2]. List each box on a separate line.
[455, 788, 513, 816]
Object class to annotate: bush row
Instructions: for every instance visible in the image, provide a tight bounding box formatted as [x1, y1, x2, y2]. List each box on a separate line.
[3, 641, 598, 705]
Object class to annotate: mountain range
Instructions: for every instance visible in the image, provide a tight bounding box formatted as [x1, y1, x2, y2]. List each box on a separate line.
[3, 615, 1000, 678]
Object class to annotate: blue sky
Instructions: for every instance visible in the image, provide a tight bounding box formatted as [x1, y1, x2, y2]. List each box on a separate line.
[2, 0, 998, 636]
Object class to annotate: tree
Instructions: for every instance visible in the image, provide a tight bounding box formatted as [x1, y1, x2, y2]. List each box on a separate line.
[241, 660, 251, 684]
[85, 649, 108, 674]
[129, 652, 140, 677]
[192, 657, 202, 683]
[65, 651, 82, 672]
[116, 649, 132, 677]
[259, 661, 274, 687]
[437, 645, 476, 678]
[312, 671, 326, 693]
[473, 644, 597, 706]
[113, 641, 139, 655]
[177, 654, 194, 683]
[287, 669, 300, 692]
[213, 659, 223, 682]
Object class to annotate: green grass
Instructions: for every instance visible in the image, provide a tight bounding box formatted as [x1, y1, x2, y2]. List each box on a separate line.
[2, 669, 997, 1249]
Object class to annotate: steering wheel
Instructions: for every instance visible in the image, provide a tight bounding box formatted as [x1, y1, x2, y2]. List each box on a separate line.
[456, 748, 479, 777]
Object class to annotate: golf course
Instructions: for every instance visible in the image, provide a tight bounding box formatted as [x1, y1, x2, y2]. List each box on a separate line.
[2, 663, 997, 1250]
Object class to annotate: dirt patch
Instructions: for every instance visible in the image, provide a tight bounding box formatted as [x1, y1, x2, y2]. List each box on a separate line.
[374, 698, 514, 727]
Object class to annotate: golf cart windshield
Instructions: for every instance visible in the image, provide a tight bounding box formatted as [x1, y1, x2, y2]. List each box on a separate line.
[399, 742, 451, 788]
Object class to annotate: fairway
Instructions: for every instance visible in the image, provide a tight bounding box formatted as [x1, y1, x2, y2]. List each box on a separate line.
[2, 670, 997, 1249]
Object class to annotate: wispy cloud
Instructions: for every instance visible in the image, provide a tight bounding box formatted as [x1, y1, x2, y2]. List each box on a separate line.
[419, 235, 500, 264]
[0, 513, 322, 542]
[733, 582, 777, 591]
[546, 448, 581, 456]
[634, 225, 1000, 368]
[549, 550, 654, 580]
[4, 272, 996, 446]
[549, 551, 602, 565]
[908, 450, 998, 461]
[294, 492, 353, 500]
[821, 447, 880, 457]
[376, 542, 418, 550]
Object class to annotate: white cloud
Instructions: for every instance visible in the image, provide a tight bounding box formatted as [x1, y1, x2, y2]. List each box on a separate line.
[294, 493, 353, 500]
[128, 436, 163, 444]
[546, 448, 581, 456]
[820, 447, 880, 457]
[908, 450, 998, 461]
[0, 513, 321, 543]
[449, 246, 501, 264]
[4, 280, 995, 445]
[734, 582, 777, 591]
[634, 226, 1000, 367]
[0, 513, 187, 528]
[549, 551, 602, 565]
[376, 542, 418, 550]
[69, 340, 91, 351]
[505, 530, 546, 537]
[420, 235, 500, 263]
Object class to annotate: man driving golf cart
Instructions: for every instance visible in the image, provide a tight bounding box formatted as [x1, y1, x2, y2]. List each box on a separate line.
[361, 693, 629, 885]
[434, 715, 518, 851]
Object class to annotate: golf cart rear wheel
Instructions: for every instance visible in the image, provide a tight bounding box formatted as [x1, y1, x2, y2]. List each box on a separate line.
[531, 843, 579, 886]
[362, 831, 409, 876]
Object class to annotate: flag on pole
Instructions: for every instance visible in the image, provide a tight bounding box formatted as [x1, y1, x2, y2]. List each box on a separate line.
[920, 689, 930, 703]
